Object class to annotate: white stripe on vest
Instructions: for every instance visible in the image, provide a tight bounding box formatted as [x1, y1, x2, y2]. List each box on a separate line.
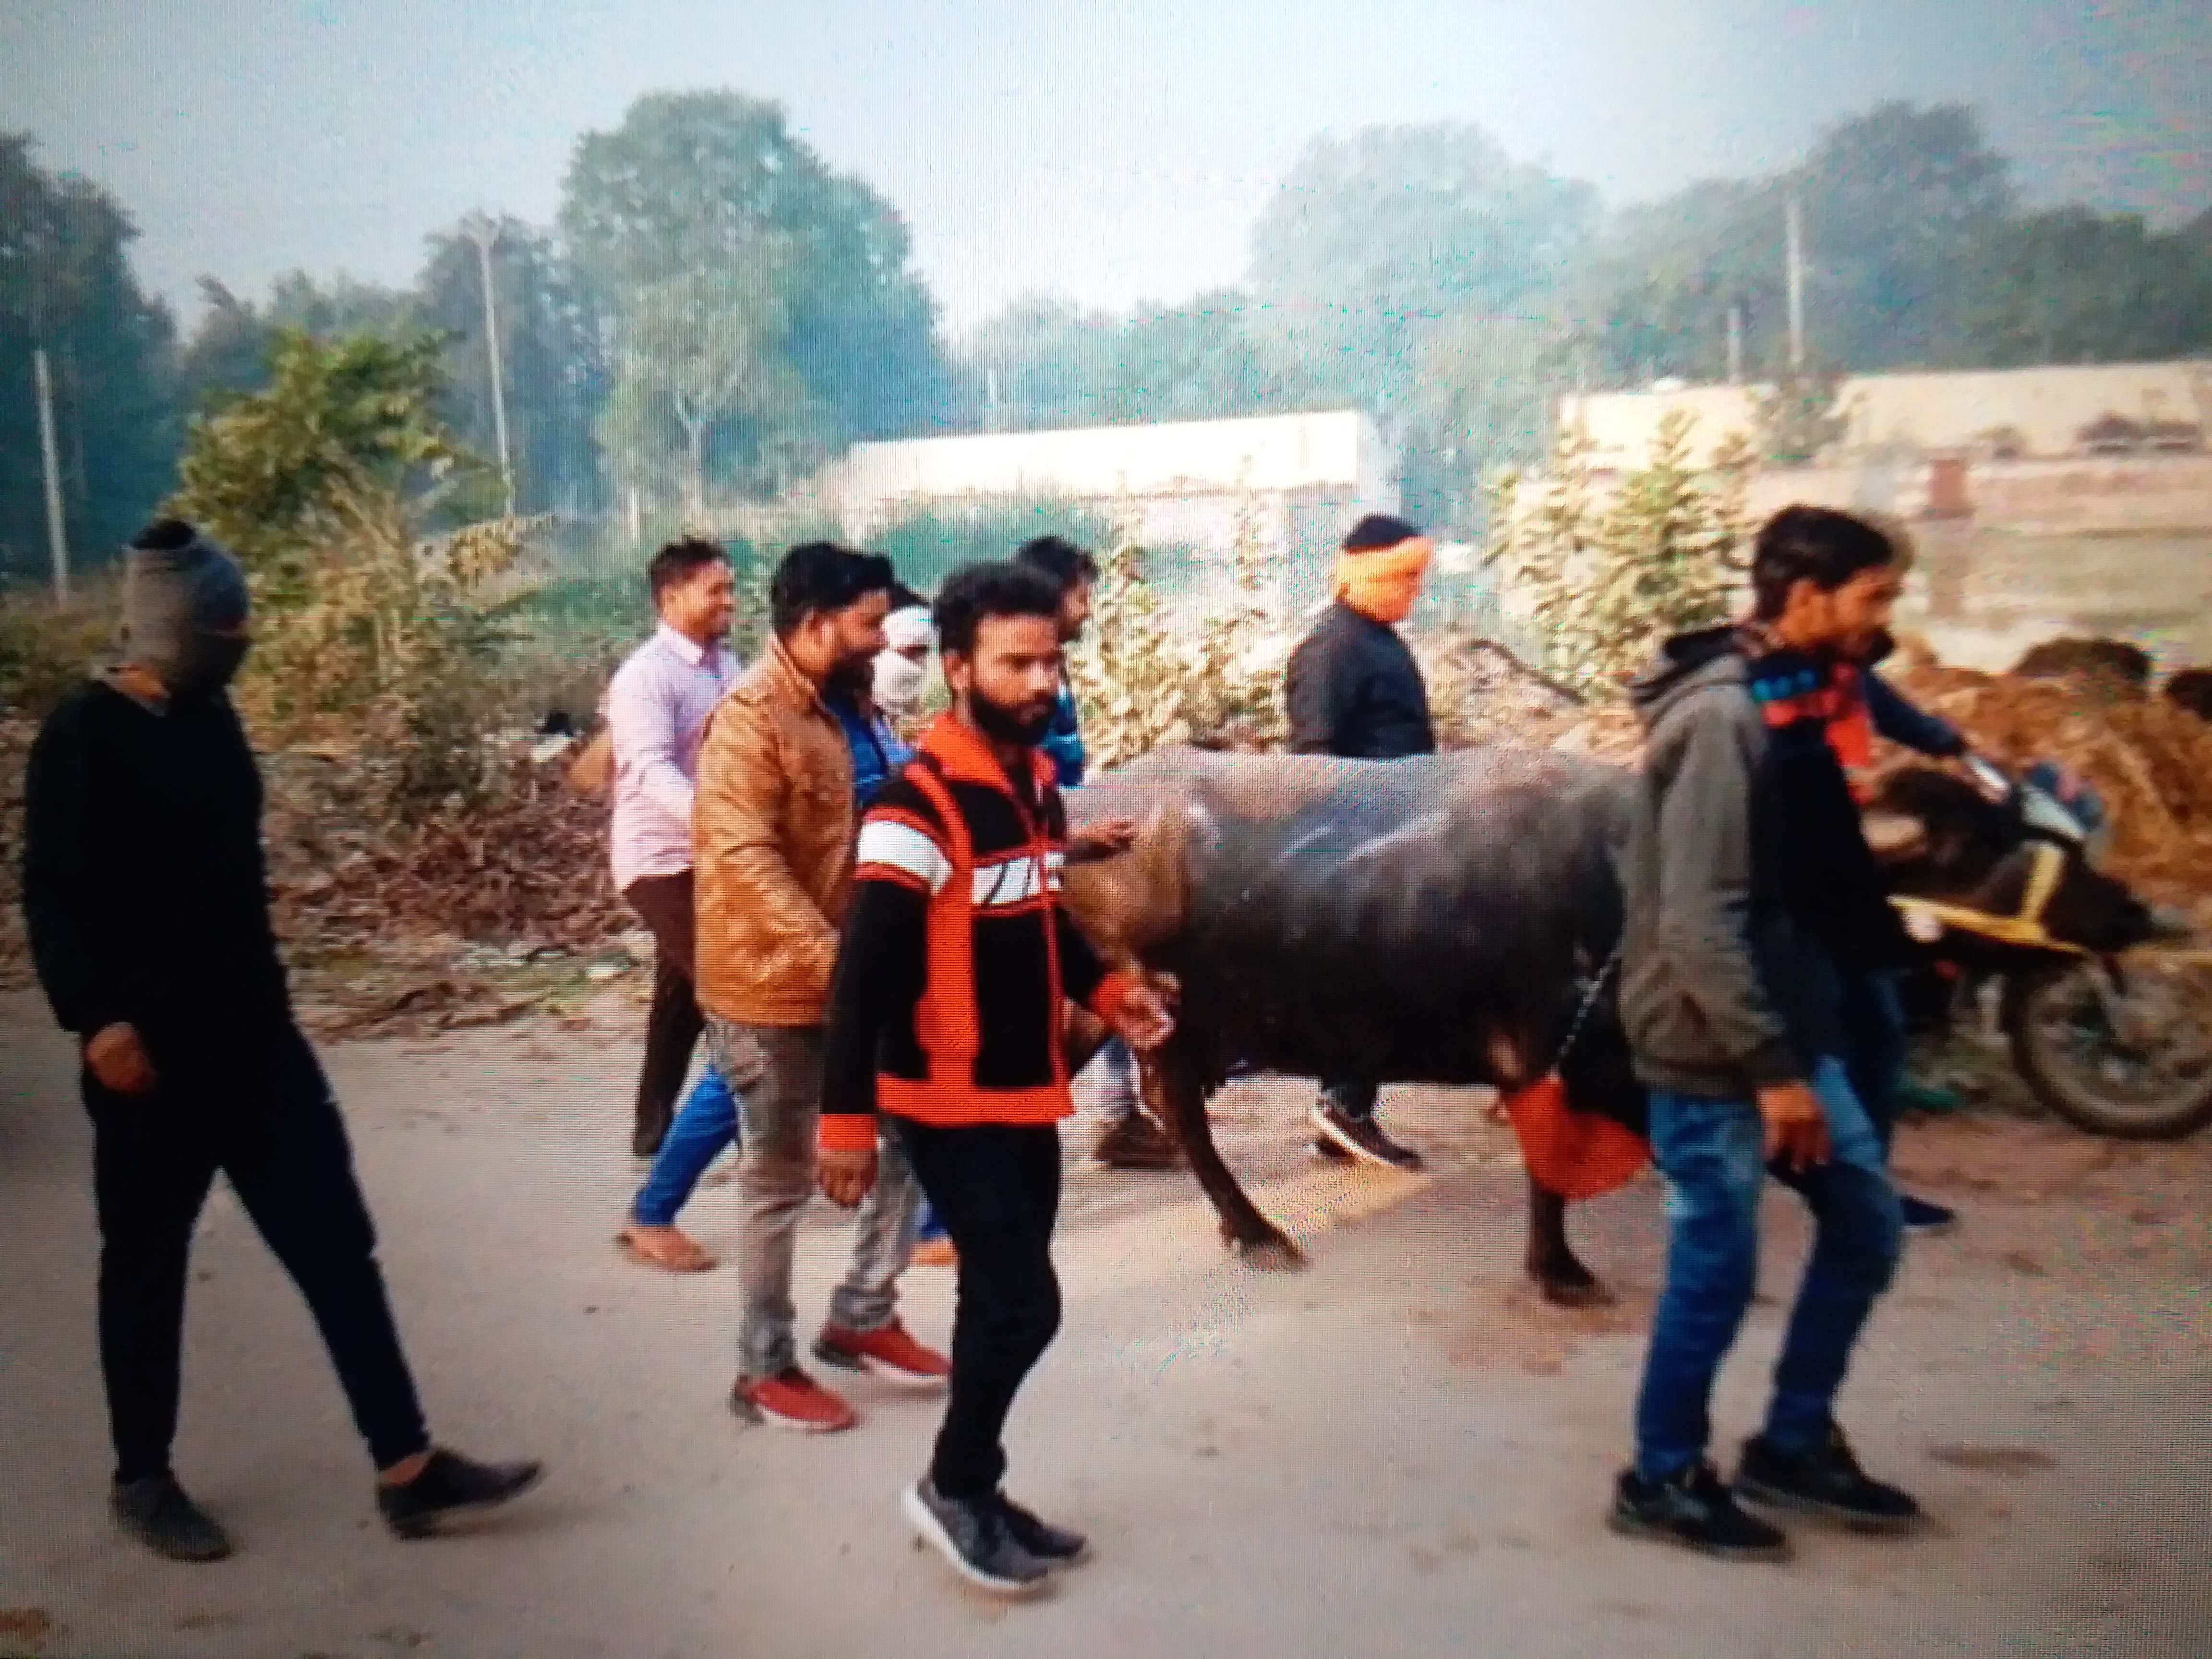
[855, 819, 953, 894]
[971, 852, 1056, 908]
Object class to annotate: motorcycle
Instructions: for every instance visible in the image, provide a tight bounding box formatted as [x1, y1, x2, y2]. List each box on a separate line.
[1890, 755, 2212, 1141]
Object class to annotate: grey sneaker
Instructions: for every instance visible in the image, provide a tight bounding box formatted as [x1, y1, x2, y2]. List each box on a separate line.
[903, 1478, 1049, 1595]
[995, 1492, 1088, 1567]
[111, 1475, 234, 1563]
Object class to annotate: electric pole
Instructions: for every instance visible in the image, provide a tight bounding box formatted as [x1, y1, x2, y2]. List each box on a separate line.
[460, 214, 517, 517]
[1726, 301, 1744, 386]
[27, 206, 70, 603]
[34, 346, 69, 603]
[1786, 195, 1807, 374]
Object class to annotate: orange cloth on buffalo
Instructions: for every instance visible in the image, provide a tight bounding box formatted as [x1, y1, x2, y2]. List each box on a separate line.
[1502, 1074, 1650, 1202]
[1333, 538, 1433, 625]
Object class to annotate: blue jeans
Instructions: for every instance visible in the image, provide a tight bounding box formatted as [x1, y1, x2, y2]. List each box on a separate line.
[1633, 1056, 1903, 1483]
[1839, 971, 1906, 1155]
[632, 1066, 740, 1228]
[917, 1196, 948, 1242]
[1093, 1036, 1141, 1120]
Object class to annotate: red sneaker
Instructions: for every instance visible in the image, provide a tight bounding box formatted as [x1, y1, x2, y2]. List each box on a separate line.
[812, 1320, 950, 1389]
[732, 1368, 858, 1433]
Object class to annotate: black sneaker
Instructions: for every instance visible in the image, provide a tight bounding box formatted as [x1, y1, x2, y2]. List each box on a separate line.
[903, 1478, 1049, 1595]
[1310, 1105, 1425, 1172]
[995, 1492, 1088, 1567]
[1900, 1194, 1959, 1236]
[111, 1475, 234, 1563]
[377, 1447, 545, 1540]
[1610, 1462, 1791, 1562]
[1737, 1427, 1923, 1534]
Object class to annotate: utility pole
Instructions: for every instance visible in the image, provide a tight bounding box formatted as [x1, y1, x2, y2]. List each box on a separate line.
[1726, 301, 1745, 386]
[34, 346, 69, 603]
[460, 214, 517, 517]
[1786, 195, 1807, 374]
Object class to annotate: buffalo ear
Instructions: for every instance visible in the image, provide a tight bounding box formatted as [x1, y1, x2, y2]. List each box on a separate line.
[1863, 809, 1928, 865]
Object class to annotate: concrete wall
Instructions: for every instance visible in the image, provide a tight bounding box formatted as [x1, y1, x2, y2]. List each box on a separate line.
[1495, 452, 2212, 674]
[1562, 361, 2212, 471]
[809, 409, 1399, 617]
[825, 409, 1390, 531]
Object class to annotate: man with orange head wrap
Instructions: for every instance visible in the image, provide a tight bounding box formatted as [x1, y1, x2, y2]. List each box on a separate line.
[1283, 514, 1438, 1171]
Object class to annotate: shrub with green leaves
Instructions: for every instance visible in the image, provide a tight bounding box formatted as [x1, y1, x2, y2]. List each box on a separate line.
[1484, 409, 1753, 701]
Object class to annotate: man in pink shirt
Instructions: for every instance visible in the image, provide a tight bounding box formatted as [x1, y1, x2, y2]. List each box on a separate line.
[605, 540, 741, 1162]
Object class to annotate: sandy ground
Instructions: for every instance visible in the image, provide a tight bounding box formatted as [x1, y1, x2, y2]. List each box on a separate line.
[2, 985, 2208, 1659]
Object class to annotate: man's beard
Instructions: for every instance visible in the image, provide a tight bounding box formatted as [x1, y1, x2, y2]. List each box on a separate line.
[968, 683, 1055, 747]
[827, 653, 875, 702]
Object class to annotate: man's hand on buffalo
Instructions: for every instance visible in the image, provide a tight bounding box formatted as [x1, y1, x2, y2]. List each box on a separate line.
[1757, 1080, 1831, 1171]
[1108, 981, 1175, 1054]
[818, 1145, 878, 1210]
[1066, 818, 1140, 865]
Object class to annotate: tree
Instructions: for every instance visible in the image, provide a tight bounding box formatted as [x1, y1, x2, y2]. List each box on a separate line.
[596, 257, 817, 516]
[1575, 103, 2015, 382]
[0, 133, 179, 581]
[559, 91, 949, 507]
[174, 270, 418, 416]
[1248, 124, 1599, 414]
[1247, 123, 1599, 527]
[1940, 207, 2212, 368]
[1791, 102, 2014, 371]
[416, 218, 611, 516]
[168, 329, 482, 587]
[1484, 411, 1751, 699]
[955, 289, 1292, 432]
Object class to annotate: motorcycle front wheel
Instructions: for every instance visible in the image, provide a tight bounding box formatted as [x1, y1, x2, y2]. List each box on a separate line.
[2007, 957, 2212, 1140]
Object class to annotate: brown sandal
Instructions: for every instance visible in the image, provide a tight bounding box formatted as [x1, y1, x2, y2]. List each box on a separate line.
[617, 1225, 717, 1274]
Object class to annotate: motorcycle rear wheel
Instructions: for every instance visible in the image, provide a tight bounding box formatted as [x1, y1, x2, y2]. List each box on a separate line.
[2007, 958, 2212, 1140]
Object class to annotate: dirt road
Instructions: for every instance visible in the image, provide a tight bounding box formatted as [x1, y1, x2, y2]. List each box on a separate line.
[2, 988, 2206, 1659]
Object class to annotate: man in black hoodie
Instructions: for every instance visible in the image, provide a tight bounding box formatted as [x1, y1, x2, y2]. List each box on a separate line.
[1610, 506, 1922, 1561]
[21, 520, 541, 1563]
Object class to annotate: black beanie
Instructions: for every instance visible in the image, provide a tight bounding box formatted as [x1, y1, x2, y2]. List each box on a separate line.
[119, 518, 252, 697]
[1343, 514, 1423, 554]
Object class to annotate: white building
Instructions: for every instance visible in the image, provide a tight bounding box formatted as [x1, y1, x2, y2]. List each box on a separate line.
[810, 409, 1400, 615]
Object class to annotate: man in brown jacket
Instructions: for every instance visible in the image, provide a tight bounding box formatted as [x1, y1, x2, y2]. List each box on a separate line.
[694, 542, 948, 1433]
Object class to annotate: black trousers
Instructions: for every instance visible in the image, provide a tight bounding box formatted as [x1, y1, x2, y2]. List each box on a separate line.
[625, 871, 703, 1157]
[84, 1023, 430, 1483]
[895, 1121, 1062, 1501]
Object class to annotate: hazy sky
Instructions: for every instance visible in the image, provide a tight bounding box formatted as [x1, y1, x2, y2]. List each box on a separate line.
[6, 0, 2207, 334]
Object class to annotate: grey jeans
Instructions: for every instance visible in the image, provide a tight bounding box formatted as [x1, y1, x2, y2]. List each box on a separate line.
[707, 1020, 921, 1380]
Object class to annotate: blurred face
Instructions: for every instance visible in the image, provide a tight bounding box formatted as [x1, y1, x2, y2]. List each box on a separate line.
[947, 613, 1063, 747]
[1056, 578, 1093, 644]
[661, 560, 735, 644]
[1783, 564, 1900, 660]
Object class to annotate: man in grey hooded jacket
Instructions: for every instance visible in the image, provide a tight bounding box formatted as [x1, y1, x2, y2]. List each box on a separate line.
[1610, 506, 1925, 1562]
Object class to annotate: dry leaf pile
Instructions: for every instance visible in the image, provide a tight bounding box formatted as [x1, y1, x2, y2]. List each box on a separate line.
[0, 718, 641, 1036]
[1887, 663, 2212, 900]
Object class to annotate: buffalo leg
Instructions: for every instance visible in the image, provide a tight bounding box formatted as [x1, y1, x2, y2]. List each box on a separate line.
[1523, 1175, 1611, 1308]
[1148, 1033, 1304, 1271]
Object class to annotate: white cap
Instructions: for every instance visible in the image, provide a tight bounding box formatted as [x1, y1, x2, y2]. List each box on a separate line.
[883, 605, 935, 651]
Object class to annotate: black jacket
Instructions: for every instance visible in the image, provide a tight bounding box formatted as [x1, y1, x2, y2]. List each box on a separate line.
[819, 715, 1126, 1147]
[1285, 601, 1436, 759]
[22, 680, 294, 1068]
